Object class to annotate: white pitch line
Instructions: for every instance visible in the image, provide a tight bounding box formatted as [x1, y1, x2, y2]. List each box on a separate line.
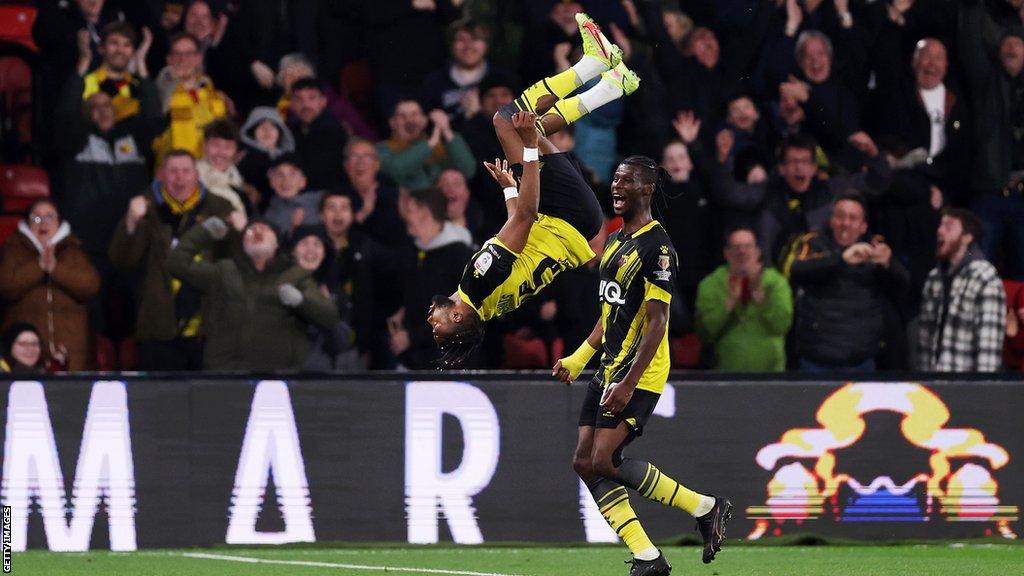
[181, 552, 526, 576]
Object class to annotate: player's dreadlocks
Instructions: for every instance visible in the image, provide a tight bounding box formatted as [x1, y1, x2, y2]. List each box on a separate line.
[620, 155, 670, 196]
[435, 316, 485, 369]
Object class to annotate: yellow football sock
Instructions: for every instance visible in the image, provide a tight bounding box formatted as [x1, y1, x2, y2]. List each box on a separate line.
[636, 462, 705, 516]
[519, 69, 580, 112]
[595, 484, 655, 555]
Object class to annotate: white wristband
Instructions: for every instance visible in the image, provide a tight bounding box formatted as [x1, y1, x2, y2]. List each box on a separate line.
[522, 147, 539, 163]
[503, 186, 519, 201]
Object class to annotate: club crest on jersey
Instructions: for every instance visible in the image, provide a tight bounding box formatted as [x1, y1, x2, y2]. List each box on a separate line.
[599, 279, 627, 305]
[654, 254, 672, 281]
[473, 252, 493, 277]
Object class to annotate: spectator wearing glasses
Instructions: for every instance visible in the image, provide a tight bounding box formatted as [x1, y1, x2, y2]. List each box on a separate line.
[0, 323, 47, 374]
[696, 228, 792, 372]
[0, 200, 100, 371]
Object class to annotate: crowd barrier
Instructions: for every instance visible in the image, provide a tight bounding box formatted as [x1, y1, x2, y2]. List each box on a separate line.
[1, 374, 1021, 550]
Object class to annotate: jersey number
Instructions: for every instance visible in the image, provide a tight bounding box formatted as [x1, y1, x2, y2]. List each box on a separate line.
[518, 257, 561, 299]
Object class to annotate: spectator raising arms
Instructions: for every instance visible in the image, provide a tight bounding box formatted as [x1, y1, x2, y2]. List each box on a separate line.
[0, 201, 100, 371]
[376, 99, 477, 189]
[167, 217, 339, 371]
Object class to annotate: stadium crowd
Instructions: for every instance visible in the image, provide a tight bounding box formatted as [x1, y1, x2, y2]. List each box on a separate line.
[0, 0, 1023, 373]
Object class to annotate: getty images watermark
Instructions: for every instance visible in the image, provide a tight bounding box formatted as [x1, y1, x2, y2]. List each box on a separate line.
[2, 504, 11, 573]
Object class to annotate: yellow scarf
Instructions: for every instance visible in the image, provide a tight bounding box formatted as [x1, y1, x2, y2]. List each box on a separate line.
[161, 185, 202, 215]
[82, 66, 140, 121]
[153, 77, 227, 165]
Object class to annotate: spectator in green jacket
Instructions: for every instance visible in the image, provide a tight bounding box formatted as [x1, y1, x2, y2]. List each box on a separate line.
[695, 227, 793, 372]
[166, 217, 339, 371]
[376, 98, 476, 189]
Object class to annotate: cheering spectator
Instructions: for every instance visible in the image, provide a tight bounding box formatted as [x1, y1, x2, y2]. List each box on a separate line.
[167, 218, 339, 371]
[959, 3, 1024, 279]
[275, 53, 377, 140]
[713, 132, 891, 265]
[34, 0, 126, 95]
[437, 169, 485, 243]
[68, 22, 158, 123]
[109, 150, 236, 370]
[238, 106, 296, 208]
[290, 225, 359, 371]
[377, 98, 476, 189]
[197, 119, 250, 214]
[423, 19, 513, 121]
[788, 194, 909, 371]
[696, 228, 792, 372]
[389, 188, 474, 369]
[0, 323, 47, 374]
[918, 209, 1006, 372]
[317, 192, 393, 367]
[340, 139, 407, 248]
[872, 35, 970, 205]
[287, 78, 349, 191]
[262, 154, 323, 238]
[0, 201, 100, 371]
[153, 32, 229, 164]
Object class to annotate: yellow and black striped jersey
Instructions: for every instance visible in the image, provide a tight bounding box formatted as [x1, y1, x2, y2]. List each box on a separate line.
[594, 220, 677, 394]
[457, 214, 596, 321]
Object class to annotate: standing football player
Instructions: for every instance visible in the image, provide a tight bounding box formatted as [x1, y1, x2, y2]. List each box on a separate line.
[554, 156, 732, 575]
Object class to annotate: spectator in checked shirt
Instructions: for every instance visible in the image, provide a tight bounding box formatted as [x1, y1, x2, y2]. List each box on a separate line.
[917, 209, 1006, 372]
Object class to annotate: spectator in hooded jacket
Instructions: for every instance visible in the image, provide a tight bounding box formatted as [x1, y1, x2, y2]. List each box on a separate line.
[0, 200, 100, 371]
[238, 106, 296, 210]
[788, 194, 910, 371]
[918, 208, 1006, 372]
[167, 217, 339, 370]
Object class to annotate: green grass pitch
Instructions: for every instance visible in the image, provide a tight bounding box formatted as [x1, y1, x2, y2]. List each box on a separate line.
[12, 543, 1024, 576]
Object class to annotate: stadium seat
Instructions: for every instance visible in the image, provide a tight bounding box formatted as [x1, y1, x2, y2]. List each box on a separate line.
[502, 333, 550, 368]
[0, 164, 49, 213]
[0, 5, 38, 53]
[670, 333, 702, 368]
[0, 213, 19, 244]
[1004, 279, 1024, 371]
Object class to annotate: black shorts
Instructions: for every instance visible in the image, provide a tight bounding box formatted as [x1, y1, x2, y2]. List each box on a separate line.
[499, 102, 603, 239]
[577, 382, 661, 437]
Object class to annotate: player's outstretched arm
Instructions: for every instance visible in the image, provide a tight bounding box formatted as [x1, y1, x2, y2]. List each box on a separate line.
[494, 111, 540, 254]
[483, 157, 517, 220]
[553, 318, 603, 383]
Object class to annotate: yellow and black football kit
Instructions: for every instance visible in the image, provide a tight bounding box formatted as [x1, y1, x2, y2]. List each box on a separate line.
[578, 220, 678, 434]
[456, 152, 602, 321]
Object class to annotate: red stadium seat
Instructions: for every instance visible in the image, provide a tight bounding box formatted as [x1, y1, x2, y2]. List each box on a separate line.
[0, 213, 21, 244]
[0, 164, 49, 213]
[502, 333, 550, 368]
[670, 333, 702, 368]
[0, 5, 38, 53]
[1004, 280, 1024, 371]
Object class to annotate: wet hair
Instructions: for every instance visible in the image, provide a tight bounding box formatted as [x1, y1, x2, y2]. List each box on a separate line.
[620, 155, 660, 186]
[942, 208, 982, 243]
[101, 21, 138, 47]
[203, 118, 238, 143]
[436, 314, 485, 369]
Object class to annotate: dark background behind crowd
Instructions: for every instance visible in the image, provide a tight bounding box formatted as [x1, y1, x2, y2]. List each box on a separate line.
[0, 0, 1022, 374]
